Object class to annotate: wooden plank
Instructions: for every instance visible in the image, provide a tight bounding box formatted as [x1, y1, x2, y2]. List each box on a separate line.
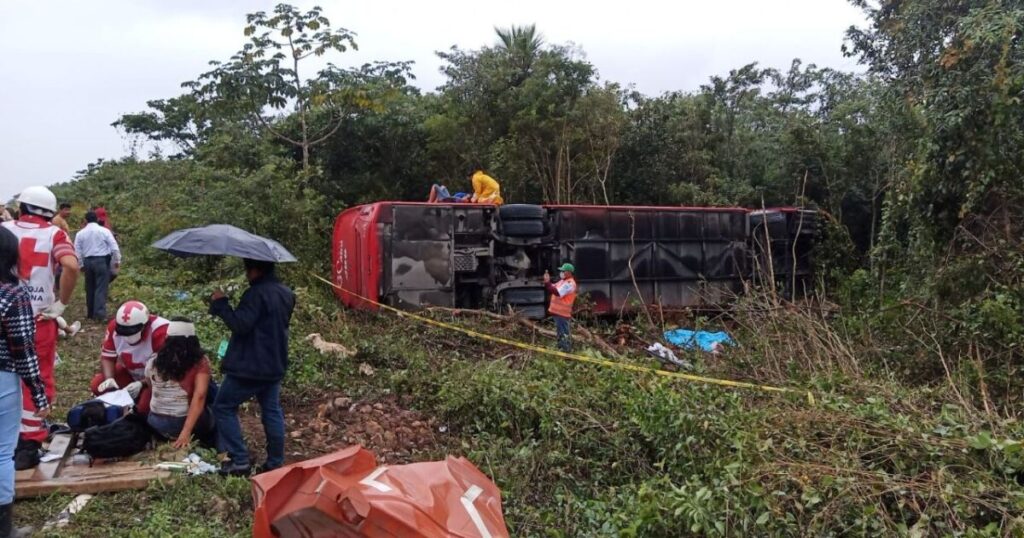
[15, 468, 172, 498]
[59, 461, 146, 478]
[32, 433, 75, 481]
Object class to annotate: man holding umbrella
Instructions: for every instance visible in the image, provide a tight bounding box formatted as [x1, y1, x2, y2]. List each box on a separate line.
[153, 224, 297, 474]
[209, 258, 295, 475]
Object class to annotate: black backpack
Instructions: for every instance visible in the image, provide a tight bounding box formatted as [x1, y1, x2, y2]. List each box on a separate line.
[82, 413, 152, 459]
[67, 400, 127, 432]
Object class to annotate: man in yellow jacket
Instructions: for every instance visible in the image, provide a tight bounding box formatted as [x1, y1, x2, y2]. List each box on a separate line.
[470, 169, 504, 205]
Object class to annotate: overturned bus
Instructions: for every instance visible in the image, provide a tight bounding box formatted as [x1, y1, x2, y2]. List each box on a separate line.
[331, 202, 817, 317]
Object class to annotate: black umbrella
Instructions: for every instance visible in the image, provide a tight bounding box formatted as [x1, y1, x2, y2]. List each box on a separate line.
[152, 224, 298, 263]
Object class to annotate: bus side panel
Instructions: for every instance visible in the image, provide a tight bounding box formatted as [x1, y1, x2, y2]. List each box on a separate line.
[549, 206, 748, 313]
[333, 203, 382, 310]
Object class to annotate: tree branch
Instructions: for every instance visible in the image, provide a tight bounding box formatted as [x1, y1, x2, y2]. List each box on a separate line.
[308, 114, 346, 146]
[253, 111, 301, 146]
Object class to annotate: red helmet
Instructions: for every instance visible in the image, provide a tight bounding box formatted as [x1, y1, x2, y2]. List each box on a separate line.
[115, 301, 149, 337]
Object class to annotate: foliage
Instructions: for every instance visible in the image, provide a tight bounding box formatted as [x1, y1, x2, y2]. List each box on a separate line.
[847, 0, 1024, 257]
[39, 2, 1024, 535]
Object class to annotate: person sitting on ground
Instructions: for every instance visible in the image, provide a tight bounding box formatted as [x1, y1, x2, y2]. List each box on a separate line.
[145, 318, 217, 449]
[90, 301, 169, 415]
[427, 184, 471, 203]
[470, 168, 504, 205]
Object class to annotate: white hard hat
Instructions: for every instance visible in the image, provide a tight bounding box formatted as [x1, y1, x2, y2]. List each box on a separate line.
[18, 186, 57, 217]
[115, 301, 150, 335]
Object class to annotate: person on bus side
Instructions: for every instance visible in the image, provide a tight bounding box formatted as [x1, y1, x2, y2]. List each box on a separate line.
[427, 184, 471, 203]
[544, 262, 578, 352]
[469, 169, 504, 205]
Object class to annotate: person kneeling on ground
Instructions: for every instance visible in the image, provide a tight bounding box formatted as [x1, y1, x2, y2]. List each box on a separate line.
[210, 258, 296, 476]
[146, 318, 217, 449]
[90, 301, 169, 414]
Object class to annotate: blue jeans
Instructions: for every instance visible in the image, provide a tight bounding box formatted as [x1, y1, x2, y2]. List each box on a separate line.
[0, 371, 22, 504]
[213, 376, 284, 469]
[148, 409, 217, 447]
[555, 316, 572, 352]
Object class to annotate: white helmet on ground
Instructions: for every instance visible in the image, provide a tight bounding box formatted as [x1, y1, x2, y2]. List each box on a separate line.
[18, 186, 58, 218]
[115, 301, 150, 344]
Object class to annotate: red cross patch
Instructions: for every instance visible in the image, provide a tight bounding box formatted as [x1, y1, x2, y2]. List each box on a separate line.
[17, 238, 50, 280]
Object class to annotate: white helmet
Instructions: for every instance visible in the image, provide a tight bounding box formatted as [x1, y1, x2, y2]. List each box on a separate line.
[115, 301, 150, 343]
[18, 186, 57, 217]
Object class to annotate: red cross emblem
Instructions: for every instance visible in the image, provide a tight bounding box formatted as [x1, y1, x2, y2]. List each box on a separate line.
[120, 351, 144, 370]
[17, 238, 50, 280]
[121, 301, 145, 323]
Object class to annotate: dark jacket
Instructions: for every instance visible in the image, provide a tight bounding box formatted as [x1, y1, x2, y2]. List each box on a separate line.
[209, 273, 296, 382]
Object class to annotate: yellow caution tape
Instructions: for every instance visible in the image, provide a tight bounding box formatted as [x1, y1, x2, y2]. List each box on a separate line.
[312, 274, 815, 405]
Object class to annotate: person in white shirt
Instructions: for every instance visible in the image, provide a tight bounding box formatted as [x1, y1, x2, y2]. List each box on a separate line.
[74, 211, 121, 320]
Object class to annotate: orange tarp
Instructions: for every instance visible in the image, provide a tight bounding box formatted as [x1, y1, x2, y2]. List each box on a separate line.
[252, 445, 509, 538]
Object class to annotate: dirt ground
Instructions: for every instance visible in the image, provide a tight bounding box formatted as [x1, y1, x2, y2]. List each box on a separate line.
[52, 295, 441, 467]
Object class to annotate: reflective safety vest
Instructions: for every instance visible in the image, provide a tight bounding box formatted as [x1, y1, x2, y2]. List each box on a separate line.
[548, 277, 577, 318]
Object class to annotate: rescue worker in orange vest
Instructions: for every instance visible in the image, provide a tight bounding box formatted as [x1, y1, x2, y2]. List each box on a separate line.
[543, 262, 577, 352]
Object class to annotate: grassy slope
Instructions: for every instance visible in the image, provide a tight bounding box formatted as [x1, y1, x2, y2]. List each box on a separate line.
[25, 162, 1022, 536]
[19, 278, 1024, 536]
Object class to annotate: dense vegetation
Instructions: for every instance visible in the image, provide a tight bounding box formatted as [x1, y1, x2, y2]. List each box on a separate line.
[40, 2, 1024, 536]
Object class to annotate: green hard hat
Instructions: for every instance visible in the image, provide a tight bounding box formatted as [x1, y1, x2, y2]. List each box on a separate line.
[557, 262, 575, 273]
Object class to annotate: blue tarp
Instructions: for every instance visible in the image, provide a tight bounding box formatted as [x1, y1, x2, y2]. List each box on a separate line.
[664, 329, 735, 353]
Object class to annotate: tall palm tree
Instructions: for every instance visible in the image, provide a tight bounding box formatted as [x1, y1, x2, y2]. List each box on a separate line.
[494, 24, 544, 82]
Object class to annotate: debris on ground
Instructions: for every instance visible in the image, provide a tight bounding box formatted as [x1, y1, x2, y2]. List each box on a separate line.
[295, 394, 438, 463]
[664, 328, 735, 353]
[646, 342, 693, 370]
[252, 445, 509, 538]
[156, 453, 218, 476]
[15, 433, 171, 498]
[305, 333, 356, 357]
[41, 494, 93, 531]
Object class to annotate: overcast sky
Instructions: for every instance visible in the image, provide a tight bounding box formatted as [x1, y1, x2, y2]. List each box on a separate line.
[0, 0, 866, 198]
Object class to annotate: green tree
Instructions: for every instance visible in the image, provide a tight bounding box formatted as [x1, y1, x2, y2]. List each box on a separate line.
[185, 3, 358, 170]
[429, 32, 617, 203]
[846, 0, 1024, 250]
[111, 95, 209, 156]
[495, 24, 545, 84]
